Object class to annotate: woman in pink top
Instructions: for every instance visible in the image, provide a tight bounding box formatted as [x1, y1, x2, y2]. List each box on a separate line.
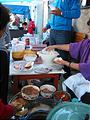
[28, 18, 35, 34]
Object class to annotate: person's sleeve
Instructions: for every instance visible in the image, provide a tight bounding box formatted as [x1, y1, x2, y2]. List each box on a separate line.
[6, 25, 11, 43]
[61, 0, 81, 19]
[69, 42, 82, 60]
[0, 99, 14, 120]
[79, 60, 90, 81]
[5, 104, 14, 119]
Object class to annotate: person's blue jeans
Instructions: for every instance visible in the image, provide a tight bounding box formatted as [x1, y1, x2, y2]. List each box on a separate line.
[50, 29, 71, 61]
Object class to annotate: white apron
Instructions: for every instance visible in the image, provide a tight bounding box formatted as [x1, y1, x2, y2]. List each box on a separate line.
[62, 73, 90, 100]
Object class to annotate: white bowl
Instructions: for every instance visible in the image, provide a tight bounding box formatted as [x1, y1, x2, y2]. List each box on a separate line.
[21, 85, 40, 100]
[40, 84, 56, 98]
[24, 54, 37, 62]
[37, 51, 59, 65]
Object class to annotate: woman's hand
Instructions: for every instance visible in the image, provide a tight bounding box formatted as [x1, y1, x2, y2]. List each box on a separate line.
[54, 58, 80, 71]
[46, 45, 55, 51]
[49, 8, 62, 16]
[54, 59, 65, 65]
[42, 27, 47, 33]
[54, 58, 70, 67]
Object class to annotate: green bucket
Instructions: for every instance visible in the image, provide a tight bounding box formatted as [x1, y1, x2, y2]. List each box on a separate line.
[46, 102, 90, 120]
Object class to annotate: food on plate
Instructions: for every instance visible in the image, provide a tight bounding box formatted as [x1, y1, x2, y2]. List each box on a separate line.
[22, 86, 39, 95]
[24, 49, 37, 54]
[54, 57, 63, 62]
[40, 84, 56, 98]
[14, 63, 19, 69]
[24, 54, 37, 62]
[21, 85, 40, 100]
[11, 98, 26, 110]
[41, 88, 54, 93]
[24, 62, 32, 69]
[54, 91, 70, 101]
[25, 54, 36, 57]
[15, 108, 28, 116]
[11, 98, 25, 106]
[13, 62, 26, 71]
[13, 61, 33, 71]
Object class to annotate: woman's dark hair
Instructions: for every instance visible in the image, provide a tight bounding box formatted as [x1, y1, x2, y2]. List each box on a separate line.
[29, 18, 32, 21]
[0, 3, 10, 30]
[22, 22, 27, 26]
[87, 18, 90, 26]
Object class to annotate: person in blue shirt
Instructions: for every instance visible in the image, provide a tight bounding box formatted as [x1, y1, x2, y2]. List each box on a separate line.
[42, 0, 81, 78]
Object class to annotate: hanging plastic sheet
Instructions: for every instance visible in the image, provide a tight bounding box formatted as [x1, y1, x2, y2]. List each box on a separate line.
[3, 4, 31, 19]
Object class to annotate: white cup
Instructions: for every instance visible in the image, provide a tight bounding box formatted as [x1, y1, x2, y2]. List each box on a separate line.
[35, 38, 40, 45]
[49, 4, 56, 10]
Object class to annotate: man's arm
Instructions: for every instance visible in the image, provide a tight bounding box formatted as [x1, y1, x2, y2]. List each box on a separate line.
[49, 0, 81, 19]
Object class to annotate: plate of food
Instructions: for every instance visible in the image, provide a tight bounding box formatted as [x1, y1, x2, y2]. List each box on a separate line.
[12, 61, 34, 72]
[9, 93, 28, 117]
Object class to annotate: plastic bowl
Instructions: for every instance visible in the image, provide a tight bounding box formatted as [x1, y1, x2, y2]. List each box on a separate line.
[46, 102, 90, 120]
[37, 51, 59, 65]
[12, 51, 24, 60]
[24, 54, 37, 62]
[21, 85, 40, 100]
[40, 84, 56, 98]
[53, 91, 71, 104]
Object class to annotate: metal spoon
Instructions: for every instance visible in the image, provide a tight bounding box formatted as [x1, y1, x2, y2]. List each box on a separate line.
[59, 95, 65, 103]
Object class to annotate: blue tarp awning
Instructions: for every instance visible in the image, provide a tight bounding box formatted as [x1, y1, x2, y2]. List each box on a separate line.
[0, 0, 40, 3]
[3, 4, 31, 19]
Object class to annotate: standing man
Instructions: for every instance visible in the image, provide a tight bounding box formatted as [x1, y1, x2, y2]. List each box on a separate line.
[42, 0, 81, 78]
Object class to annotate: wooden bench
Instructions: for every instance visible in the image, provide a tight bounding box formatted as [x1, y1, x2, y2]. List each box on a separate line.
[70, 32, 87, 63]
[74, 32, 86, 42]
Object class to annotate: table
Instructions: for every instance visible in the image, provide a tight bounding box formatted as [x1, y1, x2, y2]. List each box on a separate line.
[10, 52, 65, 94]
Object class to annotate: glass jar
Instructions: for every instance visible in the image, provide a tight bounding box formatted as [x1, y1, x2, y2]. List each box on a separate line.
[12, 42, 25, 60]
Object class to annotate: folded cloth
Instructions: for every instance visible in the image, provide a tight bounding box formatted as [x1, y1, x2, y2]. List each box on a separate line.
[62, 73, 90, 100]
